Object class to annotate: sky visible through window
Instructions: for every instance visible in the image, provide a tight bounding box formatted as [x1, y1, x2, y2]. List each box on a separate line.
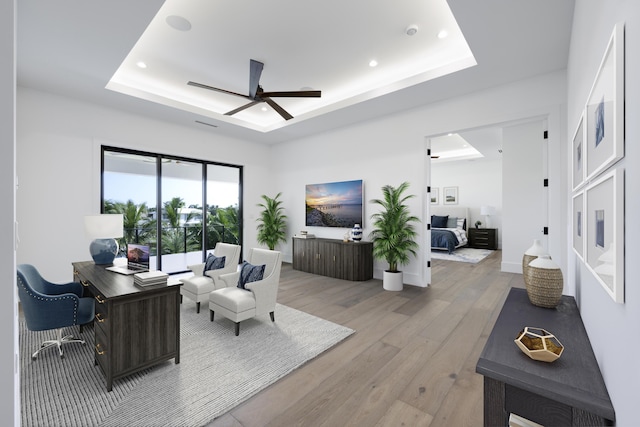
[104, 172, 239, 208]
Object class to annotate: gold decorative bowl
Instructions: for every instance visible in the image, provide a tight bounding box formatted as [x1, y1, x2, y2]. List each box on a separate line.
[514, 327, 564, 363]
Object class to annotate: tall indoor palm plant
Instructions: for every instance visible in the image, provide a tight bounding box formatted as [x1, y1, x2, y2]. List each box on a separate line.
[256, 192, 287, 250]
[369, 181, 420, 290]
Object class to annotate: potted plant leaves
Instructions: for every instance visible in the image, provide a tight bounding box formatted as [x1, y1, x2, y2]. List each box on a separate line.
[369, 182, 420, 291]
[256, 192, 287, 250]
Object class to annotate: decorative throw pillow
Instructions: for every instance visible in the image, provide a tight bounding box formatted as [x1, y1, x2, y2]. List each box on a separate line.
[238, 261, 266, 290]
[204, 254, 226, 273]
[446, 216, 458, 228]
[457, 218, 466, 230]
[432, 215, 449, 228]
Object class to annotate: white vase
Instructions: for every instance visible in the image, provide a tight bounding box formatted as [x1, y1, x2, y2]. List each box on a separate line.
[350, 224, 363, 242]
[522, 239, 546, 281]
[383, 270, 403, 291]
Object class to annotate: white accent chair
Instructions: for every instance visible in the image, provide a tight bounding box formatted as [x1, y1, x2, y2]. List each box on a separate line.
[180, 243, 241, 313]
[209, 248, 282, 336]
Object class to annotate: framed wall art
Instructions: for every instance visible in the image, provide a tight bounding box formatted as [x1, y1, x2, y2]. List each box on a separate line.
[443, 186, 458, 205]
[584, 168, 624, 303]
[430, 187, 439, 205]
[585, 22, 624, 181]
[571, 111, 585, 191]
[572, 191, 584, 261]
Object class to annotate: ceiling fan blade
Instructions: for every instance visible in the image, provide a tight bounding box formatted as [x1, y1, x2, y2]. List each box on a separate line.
[249, 59, 264, 99]
[260, 90, 321, 98]
[225, 100, 261, 116]
[187, 81, 252, 100]
[264, 97, 293, 120]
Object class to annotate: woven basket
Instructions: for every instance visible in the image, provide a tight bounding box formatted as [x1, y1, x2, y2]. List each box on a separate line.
[522, 254, 538, 286]
[526, 263, 563, 308]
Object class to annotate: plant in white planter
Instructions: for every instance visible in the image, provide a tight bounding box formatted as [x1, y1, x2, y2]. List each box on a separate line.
[369, 182, 420, 291]
[256, 192, 287, 250]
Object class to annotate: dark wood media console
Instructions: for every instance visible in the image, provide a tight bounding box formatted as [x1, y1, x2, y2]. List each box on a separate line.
[292, 237, 373, 281]
[73, 261, 181, 391]
[476, 287, 614, 426]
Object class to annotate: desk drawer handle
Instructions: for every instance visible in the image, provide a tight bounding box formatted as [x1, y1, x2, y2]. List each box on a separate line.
[95, 295, 105, 304]
[95, 313, 106, 323]
[95, 344, 106, 355]
[81, 280, 90, 287]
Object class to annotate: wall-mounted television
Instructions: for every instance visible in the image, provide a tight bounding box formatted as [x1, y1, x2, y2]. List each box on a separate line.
[305, 179, 363, 228]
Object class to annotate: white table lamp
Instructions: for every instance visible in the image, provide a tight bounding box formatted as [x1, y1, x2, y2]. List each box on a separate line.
[480, 206, 496, 228]
[84, 214, 124, 265]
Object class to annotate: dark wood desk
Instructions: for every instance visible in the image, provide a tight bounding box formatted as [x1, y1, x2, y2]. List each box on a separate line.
[73, 261, 181, 391]
[476, 288, 614, 426]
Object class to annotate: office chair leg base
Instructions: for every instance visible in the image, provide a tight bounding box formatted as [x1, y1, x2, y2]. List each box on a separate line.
[31, 329, 86, 360]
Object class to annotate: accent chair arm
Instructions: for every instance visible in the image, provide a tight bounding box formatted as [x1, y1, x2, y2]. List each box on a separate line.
[187, 263, 206, 276]
[218, 271, 240, 288]
[42, 280, 84, 298]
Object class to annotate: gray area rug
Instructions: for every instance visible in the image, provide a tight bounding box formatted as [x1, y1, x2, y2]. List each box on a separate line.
[431, 247, 494, 263]
[20, 303, 354, 427]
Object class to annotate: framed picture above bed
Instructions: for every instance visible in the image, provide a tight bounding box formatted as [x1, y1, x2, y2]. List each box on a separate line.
[443, 186, 458, 205]
[430, 188, 439, 205]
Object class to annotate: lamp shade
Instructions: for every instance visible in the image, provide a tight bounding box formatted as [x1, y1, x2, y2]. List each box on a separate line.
[480, 206, 496, 216]
[84, 214, 124, 239]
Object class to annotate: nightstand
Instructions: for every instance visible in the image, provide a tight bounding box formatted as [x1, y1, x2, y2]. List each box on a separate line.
[468, 228, 498, 250]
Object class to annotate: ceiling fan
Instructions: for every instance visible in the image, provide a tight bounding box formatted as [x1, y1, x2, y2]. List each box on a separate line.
[187, 59, 321, 121]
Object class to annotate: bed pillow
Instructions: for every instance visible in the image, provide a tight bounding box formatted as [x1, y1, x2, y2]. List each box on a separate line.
[457, 218, 466, 230]
[446, 217, 458, 228]
[431, 215, 449, 228]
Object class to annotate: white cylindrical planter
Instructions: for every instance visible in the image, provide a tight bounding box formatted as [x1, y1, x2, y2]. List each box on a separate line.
[383, 271, 403, 291]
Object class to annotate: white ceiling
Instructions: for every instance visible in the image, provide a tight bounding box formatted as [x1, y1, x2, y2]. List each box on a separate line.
[17, 0, 575, 145]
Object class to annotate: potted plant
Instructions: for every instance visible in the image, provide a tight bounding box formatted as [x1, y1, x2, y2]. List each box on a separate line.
[256, 192, 288, 250]
[475, 220, 482, 228]
[369, 182, 420, 291]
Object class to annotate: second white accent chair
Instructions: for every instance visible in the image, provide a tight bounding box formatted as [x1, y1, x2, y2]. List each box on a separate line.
[180, 242, 241, 313]
[209, 248, 282, 336]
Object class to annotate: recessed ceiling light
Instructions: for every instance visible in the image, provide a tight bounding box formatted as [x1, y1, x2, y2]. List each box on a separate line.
[369, 60, 378, 68]
[136, 61, 147, 69]
[166, 15, 192, 31]
[261, 106, 268, 112]
[437, 30, 448, 39]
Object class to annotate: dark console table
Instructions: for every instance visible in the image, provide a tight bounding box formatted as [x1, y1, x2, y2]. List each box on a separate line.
[476, 287, 614, 426]
[292, 237, 373, 281]
[73, 261, 181, 391]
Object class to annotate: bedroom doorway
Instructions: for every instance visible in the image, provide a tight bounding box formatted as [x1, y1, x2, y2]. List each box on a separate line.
[424, 117, 549, 283]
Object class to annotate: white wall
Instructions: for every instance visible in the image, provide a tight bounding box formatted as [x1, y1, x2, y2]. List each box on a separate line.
[1, 1, 19, 425]
[16, 88, 273, 283]
[271, 71, 567, 286]
[431, 157, 503, 246]
[567, 1, 640, 425]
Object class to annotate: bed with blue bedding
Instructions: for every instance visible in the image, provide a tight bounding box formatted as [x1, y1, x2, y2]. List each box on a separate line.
[430, 207, 469, 254]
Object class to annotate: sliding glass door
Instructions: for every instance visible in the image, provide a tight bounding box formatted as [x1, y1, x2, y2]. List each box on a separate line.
[102, 147, 242, 274]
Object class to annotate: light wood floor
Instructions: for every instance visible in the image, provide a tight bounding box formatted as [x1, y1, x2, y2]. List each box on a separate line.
[208, 251, 525, 427]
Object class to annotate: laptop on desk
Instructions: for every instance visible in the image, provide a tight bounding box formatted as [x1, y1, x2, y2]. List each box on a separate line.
[106, 243, 150, 275]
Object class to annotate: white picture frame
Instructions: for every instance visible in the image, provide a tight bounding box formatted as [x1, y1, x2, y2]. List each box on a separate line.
[571, 111, 585, 191]
[443, 186, 458, 205]
[572, 191, 585, 261]
[584, 168, 624, 303]
[430, 187, 439, 205]
[585, 22, 624, 181]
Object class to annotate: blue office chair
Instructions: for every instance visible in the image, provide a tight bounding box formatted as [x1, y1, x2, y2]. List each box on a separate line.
[17, 264, 95, 360]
